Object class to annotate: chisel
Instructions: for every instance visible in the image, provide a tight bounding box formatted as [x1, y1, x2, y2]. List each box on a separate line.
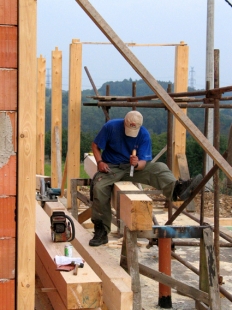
[129, 149, 136, 177]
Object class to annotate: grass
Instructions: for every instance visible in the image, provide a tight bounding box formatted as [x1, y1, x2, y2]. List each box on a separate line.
[44, 162, 89, 178]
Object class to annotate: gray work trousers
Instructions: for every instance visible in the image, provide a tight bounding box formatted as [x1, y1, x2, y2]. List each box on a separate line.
[91, 161, 177, 233]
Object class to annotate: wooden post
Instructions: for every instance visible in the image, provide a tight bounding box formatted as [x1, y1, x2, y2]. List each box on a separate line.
[51, 47, 62, 188]
[18, 0, 37, 308]
[36, 55, 46, 175]
[173, 41, 189, 178]
[67, 39, 82, 209]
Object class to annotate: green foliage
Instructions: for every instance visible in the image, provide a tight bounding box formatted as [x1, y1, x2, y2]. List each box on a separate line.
[151, 132, 167, 163]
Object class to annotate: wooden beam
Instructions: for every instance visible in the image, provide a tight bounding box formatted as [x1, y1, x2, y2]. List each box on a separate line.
[17, 0, 37, 308]
[75, 0, 232, 181]
[120, 193, 153, 231]
[36, 55, 46, 175]
[36, 203, 103, 309]
[43, 201, 133, 310]
[173, 43, 189, 178]
[67, 39, 82, 209]
[51, 47, 62, 188]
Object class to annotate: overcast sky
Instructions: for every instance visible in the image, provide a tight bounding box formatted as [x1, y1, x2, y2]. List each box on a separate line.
[37, 0, 232, 91]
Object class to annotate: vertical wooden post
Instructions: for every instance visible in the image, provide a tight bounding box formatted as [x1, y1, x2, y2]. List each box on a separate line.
[51, 47, 62, 188]
[173, 41, 189, 178]
[67, 39, 82, 209]
[36, 55, 46, 175]
[18, 0, 37, 309]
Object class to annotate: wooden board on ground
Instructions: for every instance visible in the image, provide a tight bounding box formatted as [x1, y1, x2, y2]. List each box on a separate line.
[36, 202, 102, 309]
[44, 201, 133, 310]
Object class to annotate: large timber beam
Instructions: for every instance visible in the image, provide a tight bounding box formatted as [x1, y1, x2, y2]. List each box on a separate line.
[74, 0, 232, 181]
[43, 201, 133, 310]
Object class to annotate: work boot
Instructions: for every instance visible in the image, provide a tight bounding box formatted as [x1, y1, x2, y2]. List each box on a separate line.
[89, 220, 108, 246]
[173, 174, 203, 201]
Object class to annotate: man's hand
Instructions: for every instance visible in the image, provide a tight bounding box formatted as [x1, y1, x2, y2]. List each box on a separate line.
[98, 161, 110, 173]
[130, 154, 139, 167]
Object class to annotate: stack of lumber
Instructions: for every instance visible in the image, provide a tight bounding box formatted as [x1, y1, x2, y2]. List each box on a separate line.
[37, 201, 133, 310]
[36, 203, 102, 309]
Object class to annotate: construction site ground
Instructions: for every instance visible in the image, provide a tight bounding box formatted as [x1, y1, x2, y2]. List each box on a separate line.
[35, 190, 232, 310]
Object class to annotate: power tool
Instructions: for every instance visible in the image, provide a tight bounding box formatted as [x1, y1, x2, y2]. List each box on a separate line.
[36, 178, 61, 208]
[50, 211, 75, 242]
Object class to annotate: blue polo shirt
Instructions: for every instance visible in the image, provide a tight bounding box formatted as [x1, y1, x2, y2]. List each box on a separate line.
[94, 119, 152, 165]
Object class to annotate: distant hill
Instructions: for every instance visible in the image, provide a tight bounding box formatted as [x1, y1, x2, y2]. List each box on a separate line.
[45, 78, 232, 137]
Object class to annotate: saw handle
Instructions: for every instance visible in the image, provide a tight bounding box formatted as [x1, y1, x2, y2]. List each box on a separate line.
[65, 214, 75, 242]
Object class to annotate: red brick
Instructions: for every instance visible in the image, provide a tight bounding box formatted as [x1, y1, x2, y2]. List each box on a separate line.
[0, 156, 16, 196]
[0, 238, 15, 279]
[0, 280, 15, 310]
[0, 0, 17, 25]
[0, 69, 17, 110]
[0, 26, 17, 68]
[0, 197, 16, 237]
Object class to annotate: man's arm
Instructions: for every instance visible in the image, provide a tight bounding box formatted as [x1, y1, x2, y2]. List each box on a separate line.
[92, 142, 109, 173]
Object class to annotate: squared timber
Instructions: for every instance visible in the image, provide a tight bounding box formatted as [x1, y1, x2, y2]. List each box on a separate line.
[44, 201, 133, 310]
[36, 203, 103, 309]
[120, 193, 153, 231]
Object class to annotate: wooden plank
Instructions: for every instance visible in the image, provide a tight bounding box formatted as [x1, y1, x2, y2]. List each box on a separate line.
[17, 0, 37, 308]
[0, 69, 17, 110]
[0, 25, 17, 68]
[0, 238, 15, 279]
[173, 43, 189, 178]
[226, 125, 232, 188]
[112, 181, 140, 210]
[44, 201, 133, 310]
[0, 280, 15, 309]
[130, 260, 209, 305]
[36, 55, 46, 175]
[75, 0, 232, 182]
[36, 253, 69, 310]
[36, 203, 103, 309]
[120, 194, 153, 231]
[0, 0, 17, 25]
[51, 47, 62, 188]
[43, 202, 65, 217]
[67, 39, 82, 209]
[55, 126, 62, 187]
[125, 228, 142, 310]
[203, 228, 221, 309]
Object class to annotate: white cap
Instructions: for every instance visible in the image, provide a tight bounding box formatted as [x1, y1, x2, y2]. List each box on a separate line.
[124, 111, 143, 137]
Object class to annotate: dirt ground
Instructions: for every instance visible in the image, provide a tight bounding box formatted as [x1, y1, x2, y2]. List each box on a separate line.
[35, 188, 232, 310]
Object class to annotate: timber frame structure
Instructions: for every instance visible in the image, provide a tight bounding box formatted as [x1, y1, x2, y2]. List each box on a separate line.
[1, 0, 232, 309]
